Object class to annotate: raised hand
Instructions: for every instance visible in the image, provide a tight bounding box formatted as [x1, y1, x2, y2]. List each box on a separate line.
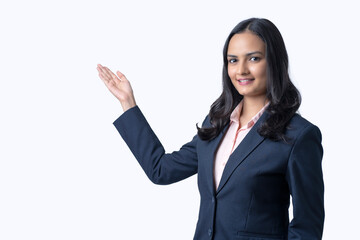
[97, 64, 136, 112]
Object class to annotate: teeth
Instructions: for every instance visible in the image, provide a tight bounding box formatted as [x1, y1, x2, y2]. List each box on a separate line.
[239, 80, 250, 82]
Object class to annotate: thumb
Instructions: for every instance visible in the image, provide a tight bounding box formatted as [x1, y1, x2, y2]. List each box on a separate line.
[116, 71, 127, 81]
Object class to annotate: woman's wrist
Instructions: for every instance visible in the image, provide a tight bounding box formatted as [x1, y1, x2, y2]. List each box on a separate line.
[120, 99, 137, 112]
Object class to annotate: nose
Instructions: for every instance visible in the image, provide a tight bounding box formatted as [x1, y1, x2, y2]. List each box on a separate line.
[237, 61, 249, 75]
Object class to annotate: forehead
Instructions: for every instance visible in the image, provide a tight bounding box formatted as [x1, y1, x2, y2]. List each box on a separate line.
[227, 32, 265, 54]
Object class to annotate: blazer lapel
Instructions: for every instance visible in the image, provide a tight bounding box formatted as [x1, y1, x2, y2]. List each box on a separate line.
[216, 111, 269, 194]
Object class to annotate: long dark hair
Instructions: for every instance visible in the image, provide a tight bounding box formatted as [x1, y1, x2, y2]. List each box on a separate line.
[197, 18, 301, 142]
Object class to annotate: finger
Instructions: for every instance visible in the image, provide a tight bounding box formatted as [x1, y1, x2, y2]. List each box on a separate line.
[98, 72, 109, 83]
[116, 71, 127, 81]
[102, 67, 114, 80]
[108, 69, 121, 85]
[99, 70, 117, 88]
[97, 69, 111, 84]
[97, 64, 106, 74]
[103, 77, 114, 89]
[97, 65, 111, 81]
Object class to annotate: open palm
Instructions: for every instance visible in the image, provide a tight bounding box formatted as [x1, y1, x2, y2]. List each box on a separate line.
[97, 64, 136, 111]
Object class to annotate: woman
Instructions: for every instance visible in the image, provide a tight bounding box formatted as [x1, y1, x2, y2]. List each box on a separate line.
[97, 18, 324, 240]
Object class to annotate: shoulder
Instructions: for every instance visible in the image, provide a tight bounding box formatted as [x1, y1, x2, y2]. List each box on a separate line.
[285, 113, 322, 143]
[288, 113, 313, 130]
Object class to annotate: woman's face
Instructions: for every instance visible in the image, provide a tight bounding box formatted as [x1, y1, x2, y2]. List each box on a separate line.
[227, 31, 267, 100]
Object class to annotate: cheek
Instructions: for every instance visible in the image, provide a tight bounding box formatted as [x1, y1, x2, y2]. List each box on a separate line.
[260, 67, 267, 79]
[250, 65, 267, 83]
[259, 63, 267, 79]
[227, 66, 236, 79]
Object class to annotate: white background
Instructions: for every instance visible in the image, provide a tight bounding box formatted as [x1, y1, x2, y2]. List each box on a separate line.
[1, 0, 359, 239]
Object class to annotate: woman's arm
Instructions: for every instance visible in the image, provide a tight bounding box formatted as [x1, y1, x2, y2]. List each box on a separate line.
[97, 64, 199, 184]
[286, 124, 325, 239]
[113, 106, 199, 184]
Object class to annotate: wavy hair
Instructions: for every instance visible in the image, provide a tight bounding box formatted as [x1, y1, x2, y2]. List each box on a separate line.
[197, 18, 301, 142]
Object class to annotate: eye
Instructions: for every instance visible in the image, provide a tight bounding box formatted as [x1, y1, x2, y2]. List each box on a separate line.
[228, 58, 237, 64]
[249, 56, 260, 62]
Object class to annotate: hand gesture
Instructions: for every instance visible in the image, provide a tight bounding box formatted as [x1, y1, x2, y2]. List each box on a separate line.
[97, 64, 136, 112]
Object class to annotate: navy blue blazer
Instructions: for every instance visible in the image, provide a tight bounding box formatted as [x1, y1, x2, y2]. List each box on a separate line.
[113, 106, 324, 240]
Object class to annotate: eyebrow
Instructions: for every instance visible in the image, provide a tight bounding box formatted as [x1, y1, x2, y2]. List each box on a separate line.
[227, 51, 264, 58]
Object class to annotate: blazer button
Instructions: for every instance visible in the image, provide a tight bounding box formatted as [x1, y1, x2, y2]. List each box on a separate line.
[208, 228, 212, 236]
[212, 197, 215, 203]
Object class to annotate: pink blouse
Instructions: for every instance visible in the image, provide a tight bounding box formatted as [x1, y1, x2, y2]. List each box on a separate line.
[213, 101, 269, 190]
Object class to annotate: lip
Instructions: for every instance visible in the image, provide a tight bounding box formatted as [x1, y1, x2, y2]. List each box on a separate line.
[237, 78, 254, 85]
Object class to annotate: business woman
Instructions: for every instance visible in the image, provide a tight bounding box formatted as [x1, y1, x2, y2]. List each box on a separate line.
[97, 18, 324, 240]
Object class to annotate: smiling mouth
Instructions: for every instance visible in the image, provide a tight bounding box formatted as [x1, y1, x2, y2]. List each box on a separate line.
[237, 78, 254, 83]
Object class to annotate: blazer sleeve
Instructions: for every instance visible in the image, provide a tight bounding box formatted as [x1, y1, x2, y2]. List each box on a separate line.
[113, 106, 199, 185]
[286, 124, 325, 239]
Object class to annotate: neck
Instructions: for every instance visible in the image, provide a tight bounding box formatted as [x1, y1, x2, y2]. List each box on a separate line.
[241, 96, 268, 119]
